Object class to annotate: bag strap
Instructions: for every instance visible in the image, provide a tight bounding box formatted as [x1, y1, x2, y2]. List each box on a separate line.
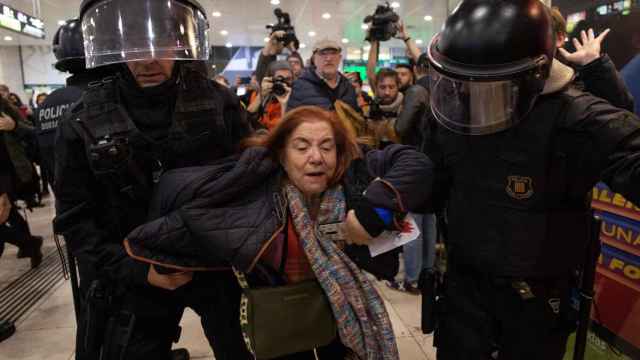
[234, 267, 257, 359]
[233, 267, 250, 290]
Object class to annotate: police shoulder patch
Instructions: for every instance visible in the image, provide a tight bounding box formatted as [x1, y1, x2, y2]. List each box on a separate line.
[506, 176, 534, 200]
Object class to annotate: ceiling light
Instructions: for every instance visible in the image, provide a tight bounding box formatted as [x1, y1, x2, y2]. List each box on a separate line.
[264, 37, 270, 42]
[220, 30, 228, 36]
[57, 20, 66, 26]
[212, 11, 221, 17]
[390, 2, 400, 8]
[341, 38, 349, 44]
[322, 13, 331, 20]
[270, 0, 280, 5]
[424, 15, 433, 21]
[308, 31, 316, 37]
[225, 42, 233, 48]
[300, 43, 307, 49]
[361, 24, 369, 30]
[3, 36, 12, 41]
[416, 39, 423, 45]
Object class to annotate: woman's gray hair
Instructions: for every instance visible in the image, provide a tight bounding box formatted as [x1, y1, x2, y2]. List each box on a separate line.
[267, 60, 293, 77]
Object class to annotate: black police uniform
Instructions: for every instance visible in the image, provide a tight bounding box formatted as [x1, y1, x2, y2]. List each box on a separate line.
[36, 15, 119, 190]
[431, 88, 640, 359]
[34, 76, 84, 184]
[55, 63, 252, 360]
[423, 1, 640, 359]
[37, 69, 123, 186]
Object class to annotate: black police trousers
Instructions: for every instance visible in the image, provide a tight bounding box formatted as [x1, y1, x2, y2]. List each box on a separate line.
[94, 271, 252, 360]
[434, 267, 573, 360]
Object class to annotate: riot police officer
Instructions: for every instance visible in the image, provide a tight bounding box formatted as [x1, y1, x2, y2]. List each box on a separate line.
[54, 0, 252, 359]
[425, 1, 640, 359]
[35, 19, 117, 188]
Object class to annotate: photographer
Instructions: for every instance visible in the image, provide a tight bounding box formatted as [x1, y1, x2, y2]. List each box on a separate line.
[366, 68, 402, 148]
[257, 31, 303, 82]
[256, 9, 303, 83]
[366, 19, 421, 91]
[247, 61, 293, 130]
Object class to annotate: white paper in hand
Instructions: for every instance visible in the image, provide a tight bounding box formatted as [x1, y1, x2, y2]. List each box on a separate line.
[368, 213, 420, 257]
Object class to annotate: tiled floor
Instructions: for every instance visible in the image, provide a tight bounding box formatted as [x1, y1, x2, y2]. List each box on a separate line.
[0, 197, 437, 360]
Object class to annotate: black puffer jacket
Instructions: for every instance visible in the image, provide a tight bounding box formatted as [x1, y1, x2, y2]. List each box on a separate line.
[125, 145, 433, 276]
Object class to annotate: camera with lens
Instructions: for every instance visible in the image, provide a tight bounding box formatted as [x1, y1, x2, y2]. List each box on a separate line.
[368, 98, 397, 121]
[266, 8, 300, 49]
[271, 75, 290, 97]
[363, 2, 400, 42]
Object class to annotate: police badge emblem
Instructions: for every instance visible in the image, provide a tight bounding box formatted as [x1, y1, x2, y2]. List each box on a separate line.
[506, 176, 534, 200]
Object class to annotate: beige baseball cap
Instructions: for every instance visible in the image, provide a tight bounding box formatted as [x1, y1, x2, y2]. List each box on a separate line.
[312, 38, 342, 53]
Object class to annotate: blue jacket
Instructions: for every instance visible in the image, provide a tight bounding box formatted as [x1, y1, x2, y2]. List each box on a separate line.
[288, 67, 360, 112]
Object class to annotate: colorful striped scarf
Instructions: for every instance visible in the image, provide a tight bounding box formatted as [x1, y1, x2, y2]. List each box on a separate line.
[284, 182, 399, 360]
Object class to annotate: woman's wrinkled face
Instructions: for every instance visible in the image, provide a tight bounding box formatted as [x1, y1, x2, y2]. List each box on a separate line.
[282, 120, 337, 198]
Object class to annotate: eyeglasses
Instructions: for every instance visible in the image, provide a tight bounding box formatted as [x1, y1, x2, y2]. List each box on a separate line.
[317, 49, 340, 57]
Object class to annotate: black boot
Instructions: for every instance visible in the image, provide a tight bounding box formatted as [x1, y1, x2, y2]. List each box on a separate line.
[16, 236, 43, 268]
[0, 320, 16, 343]
[28, 236, 44, 269]
[171, 348, 190, 360]
[3, 208, 43, 268]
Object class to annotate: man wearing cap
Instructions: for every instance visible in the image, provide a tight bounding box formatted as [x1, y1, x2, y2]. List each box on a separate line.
[54, 0, 251, 359]
[287, 39, 359, 112]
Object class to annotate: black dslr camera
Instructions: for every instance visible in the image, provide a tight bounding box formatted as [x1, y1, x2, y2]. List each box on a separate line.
[266, 8, 299, 49]
[364, 2, 400, 42]
[368, 98, 398, 120]
[271, 75, 291, 97]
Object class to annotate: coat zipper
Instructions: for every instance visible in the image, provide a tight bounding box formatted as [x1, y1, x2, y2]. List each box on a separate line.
[247, 192, 287, 272]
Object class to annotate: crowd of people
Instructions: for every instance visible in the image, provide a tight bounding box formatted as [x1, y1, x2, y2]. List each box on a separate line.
[0, 0, 640, 359]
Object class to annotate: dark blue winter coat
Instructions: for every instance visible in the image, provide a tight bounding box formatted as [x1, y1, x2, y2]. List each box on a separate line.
[287, 67, 360, 112]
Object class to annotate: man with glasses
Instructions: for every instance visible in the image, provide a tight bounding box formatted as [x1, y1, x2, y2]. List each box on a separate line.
[287, 39, 359, 112]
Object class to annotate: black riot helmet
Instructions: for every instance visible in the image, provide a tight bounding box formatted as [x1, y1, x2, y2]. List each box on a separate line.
[53, 19, 85, 73]
[79, 0, 210, 68]
[427, 0, 555, 135]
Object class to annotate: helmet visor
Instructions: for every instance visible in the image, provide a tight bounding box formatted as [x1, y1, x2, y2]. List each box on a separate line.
[82, 0, 210, 68]
[429, 70, 523, 135]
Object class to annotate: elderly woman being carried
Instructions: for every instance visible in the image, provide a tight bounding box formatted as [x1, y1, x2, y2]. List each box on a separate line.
[125, 105, 434, 360]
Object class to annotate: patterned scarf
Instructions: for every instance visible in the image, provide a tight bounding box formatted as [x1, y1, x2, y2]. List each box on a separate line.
[283, 182, 399, 360]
